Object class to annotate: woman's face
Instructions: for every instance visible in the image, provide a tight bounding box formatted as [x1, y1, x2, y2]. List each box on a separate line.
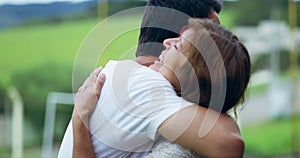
[159, 28, 194, 71]
[148, 28, 194, 73]
[147, 28, 195, 90]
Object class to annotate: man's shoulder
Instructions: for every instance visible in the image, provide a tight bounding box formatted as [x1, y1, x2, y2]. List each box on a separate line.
[105, 59, 164, 80]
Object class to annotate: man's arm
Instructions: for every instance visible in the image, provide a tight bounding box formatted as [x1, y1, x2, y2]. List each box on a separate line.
[72, 68, 106, 158]
[158, 105, 244, 158]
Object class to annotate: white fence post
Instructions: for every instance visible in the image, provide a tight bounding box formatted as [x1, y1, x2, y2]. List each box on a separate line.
[7, 87, 23, 158]
[42, 92, 74, 158]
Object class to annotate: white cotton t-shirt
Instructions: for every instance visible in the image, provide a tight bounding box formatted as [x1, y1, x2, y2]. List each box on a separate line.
[58, 60, 193, 158]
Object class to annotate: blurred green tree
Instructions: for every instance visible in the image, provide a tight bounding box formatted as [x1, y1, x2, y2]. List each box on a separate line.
[0, 83, 5, 114]
[11, 62, 73, 145]
[225, 0, 300, 26]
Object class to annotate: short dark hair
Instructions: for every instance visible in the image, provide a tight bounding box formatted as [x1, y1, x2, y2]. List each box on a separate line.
[136, 0, 223, 57]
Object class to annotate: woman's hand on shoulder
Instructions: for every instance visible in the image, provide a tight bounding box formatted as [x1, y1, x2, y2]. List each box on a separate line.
[73, 67, 106, 125]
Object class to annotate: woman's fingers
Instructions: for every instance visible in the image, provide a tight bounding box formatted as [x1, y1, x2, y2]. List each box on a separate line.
[82, 67, 103, 87]
[95, 73, 106, 98]
[80, 67, 105, 98]
[93, 67, 103, 78]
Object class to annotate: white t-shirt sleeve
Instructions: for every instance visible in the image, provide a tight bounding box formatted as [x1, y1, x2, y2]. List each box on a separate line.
[57, 121, 73, 158]
[106, 60, 194, 140]
[131, 69, 194, 140]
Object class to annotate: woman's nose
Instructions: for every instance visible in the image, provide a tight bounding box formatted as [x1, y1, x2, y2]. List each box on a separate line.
[163, 38, 179, 49]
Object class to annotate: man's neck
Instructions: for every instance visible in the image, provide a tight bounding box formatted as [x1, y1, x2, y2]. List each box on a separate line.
[134, 55, 158, 67]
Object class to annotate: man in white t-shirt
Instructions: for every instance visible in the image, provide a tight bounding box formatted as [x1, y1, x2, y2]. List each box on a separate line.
[59, 60, 195, 157]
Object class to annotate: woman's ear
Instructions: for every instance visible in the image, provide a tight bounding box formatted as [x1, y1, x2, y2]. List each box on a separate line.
[208, 8, 220, 24]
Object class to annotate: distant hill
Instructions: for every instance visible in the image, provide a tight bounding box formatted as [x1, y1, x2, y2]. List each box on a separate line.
[0, 0, 97, 29]
[0, 0, 146, 29]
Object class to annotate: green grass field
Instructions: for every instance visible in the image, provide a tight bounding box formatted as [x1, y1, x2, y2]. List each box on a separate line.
[0, 10, 235, 86]
[0, 15, 143, 86]
[0, 18, 96, 85]
[242, 117, 300, 156]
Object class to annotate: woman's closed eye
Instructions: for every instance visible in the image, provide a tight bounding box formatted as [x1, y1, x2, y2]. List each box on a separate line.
[174, 45, 178, 50]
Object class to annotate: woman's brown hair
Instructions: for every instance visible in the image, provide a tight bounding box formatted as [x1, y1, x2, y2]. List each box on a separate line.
[177, 19, 251, 113]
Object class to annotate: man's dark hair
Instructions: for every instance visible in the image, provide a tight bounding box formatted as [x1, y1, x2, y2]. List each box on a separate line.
[136, 0, 223, 57]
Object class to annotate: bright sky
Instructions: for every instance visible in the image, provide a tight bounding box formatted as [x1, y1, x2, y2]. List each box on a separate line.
[0, 0, 90, 5]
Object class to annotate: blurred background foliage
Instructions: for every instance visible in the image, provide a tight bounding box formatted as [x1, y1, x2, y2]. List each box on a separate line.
[253, 50, 300, 73]
[0, 0, 299, 157]
[10, 62, 73, 144]
[224, 0, 295, 26]
[222, 0, 300, 30]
